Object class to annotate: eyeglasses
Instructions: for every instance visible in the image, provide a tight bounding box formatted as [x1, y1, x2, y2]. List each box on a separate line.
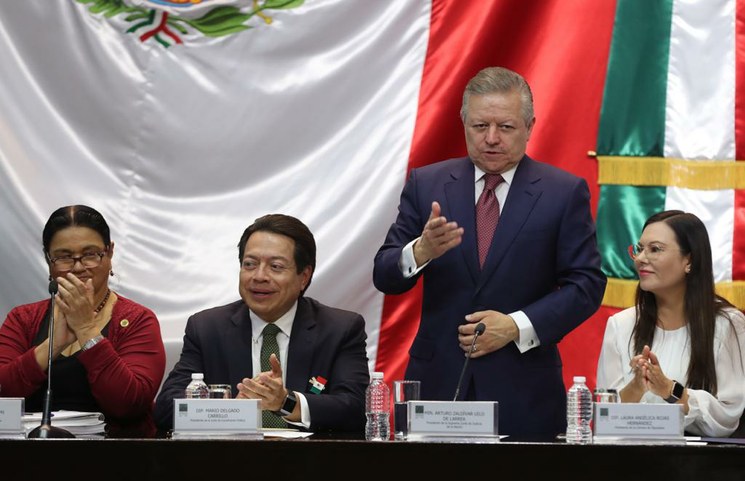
[47, 252, 106, 271]
[627, 243, 679, 261]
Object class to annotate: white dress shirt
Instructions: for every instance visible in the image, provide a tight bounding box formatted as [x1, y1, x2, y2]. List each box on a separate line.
[250, 301, 310, 428]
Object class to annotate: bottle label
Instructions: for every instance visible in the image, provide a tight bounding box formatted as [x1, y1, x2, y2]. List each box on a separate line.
[185, 382, 210, 398]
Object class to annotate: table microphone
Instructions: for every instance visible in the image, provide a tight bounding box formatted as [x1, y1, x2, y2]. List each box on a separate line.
[452, 322, 485, 402]
[28, 280, 75, 439]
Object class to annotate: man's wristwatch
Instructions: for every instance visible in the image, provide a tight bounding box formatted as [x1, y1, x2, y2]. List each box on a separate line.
[81, 335, 104, 352]
[274, 391, 297, 417]
[664, 380, 685, 403]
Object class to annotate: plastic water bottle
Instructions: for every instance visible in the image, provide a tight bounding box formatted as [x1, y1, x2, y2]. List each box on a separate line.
[566, 375, 593, 444]
[184, 373, 209, 399]
[365, 372, 391, 441]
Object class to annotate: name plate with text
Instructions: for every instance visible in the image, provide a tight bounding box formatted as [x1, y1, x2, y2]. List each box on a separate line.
[407, 401, 498, 440]
[0, 398, 23, 433]
[593, 402, 684, 443]
[173, 399, 261, 438]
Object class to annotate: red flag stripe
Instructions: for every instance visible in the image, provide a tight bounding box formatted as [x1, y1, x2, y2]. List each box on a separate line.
[733, 0, 745, 280]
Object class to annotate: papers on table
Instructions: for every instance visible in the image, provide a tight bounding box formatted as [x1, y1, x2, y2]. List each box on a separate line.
[23, 410, 105, 437]
[170, 428, 313, 440]
[262, 428, 313, 439]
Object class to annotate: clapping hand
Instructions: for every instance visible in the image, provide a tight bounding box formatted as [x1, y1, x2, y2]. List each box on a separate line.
[629, 344, 651, 387]
[640, 350, 673, 399]
[55, 273, 97, 338]
[236, 353, 287, 412]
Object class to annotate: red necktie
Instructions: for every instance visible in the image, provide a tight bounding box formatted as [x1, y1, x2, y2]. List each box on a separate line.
[476, 174, 504, 268]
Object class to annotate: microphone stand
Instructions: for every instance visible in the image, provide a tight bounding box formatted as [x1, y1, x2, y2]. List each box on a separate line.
[453, 322, 485, 402]
[28, 280, 75, 439]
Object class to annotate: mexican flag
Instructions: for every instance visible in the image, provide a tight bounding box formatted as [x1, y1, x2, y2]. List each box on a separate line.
[581, 0, 745, 391]
[1, 0, 739, 395]
[596, 0, 745, 317]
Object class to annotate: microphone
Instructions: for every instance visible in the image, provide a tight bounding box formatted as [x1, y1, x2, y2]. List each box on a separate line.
[28, 280, 74, 439]
[453, 322, 485, 402]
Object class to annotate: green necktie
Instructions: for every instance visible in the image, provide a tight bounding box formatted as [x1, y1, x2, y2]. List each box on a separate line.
[260, 323, 287, 428]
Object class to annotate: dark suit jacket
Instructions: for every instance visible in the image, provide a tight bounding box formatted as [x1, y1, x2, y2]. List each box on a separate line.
[373, 155, 606, 438]
[154, 297, 370, 433]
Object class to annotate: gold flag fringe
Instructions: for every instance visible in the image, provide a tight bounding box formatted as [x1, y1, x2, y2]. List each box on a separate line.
[597, 156, 745, 189]
[601, 278, 638, 308]
[603, 278, 745, 310]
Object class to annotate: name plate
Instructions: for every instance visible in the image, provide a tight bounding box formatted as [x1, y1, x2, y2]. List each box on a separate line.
[173, 399, 261, 437]
[0, 398, 24, 433]
[407, 401, 498, 440]
[594, 402, 684, 443]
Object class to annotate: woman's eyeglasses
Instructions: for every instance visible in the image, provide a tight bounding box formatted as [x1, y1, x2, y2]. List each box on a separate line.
[628, 243, 680, 261]
[47, 252, 106, 271]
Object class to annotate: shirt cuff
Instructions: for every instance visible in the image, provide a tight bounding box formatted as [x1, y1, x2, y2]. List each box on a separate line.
[511, 310, 540, 353]
[399, 237, 430, 278]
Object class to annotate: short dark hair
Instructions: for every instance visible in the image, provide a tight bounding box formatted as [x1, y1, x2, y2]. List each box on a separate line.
[238, 214, 316, 293]
[42, 205, 111, 255]
[460, 66, 534, 125]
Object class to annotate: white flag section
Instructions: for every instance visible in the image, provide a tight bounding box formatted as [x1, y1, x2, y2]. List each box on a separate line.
[0, 1, 432, 373]
[664, 0, 736, 285]
[664, 0, 735, 160]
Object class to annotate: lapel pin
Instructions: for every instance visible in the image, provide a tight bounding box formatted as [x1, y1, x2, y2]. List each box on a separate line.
[309, 376, 327, 394]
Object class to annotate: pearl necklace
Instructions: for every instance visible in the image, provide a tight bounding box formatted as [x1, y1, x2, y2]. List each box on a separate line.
[94, 289, 111, 314]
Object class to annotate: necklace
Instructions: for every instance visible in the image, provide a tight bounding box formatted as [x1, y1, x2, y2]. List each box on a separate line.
[94, 289, 111, 314]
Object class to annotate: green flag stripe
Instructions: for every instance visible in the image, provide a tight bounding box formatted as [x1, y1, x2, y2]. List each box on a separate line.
[596, 185, 666, 279]
[596, 0, 673, 157]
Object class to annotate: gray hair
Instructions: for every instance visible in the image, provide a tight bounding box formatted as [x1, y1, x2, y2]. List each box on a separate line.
[460, 67, 534, 125]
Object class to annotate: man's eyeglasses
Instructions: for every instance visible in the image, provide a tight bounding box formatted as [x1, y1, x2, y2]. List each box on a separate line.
[47, 252, 106, 271]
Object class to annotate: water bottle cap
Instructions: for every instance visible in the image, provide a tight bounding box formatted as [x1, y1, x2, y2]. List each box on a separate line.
[371, 372, 384, 379]
[191, 373, 204, 380]
[573, 376, 586, 383]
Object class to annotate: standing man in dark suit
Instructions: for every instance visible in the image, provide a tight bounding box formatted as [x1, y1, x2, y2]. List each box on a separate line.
[373, 66, 606, 439]
[155, 214, 370, 433]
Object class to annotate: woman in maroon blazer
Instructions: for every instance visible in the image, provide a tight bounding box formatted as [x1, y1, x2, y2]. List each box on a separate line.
[0, 205, 165, 437]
